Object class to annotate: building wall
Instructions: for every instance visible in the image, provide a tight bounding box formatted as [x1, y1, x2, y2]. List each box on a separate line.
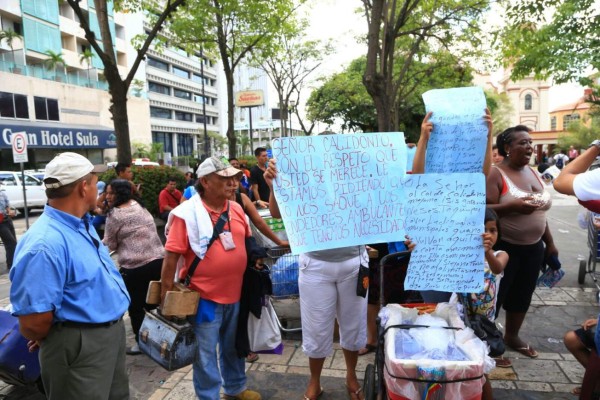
[499, 74, 551, 131]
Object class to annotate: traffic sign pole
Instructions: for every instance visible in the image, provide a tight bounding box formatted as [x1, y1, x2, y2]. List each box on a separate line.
[20, 163, 29, 229]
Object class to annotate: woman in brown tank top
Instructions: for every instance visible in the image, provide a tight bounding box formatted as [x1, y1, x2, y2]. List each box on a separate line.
[486, 125, 558, 362]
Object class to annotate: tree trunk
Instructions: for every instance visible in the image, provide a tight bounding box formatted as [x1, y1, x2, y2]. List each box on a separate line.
[109, 81, 132, 163]
[225, 69, 237, 159]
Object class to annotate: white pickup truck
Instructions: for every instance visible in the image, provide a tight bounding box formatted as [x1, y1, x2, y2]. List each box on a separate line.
[0, 171, 47, 211]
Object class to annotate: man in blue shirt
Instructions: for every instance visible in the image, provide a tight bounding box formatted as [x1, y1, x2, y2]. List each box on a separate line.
[10, 152, 131, 400]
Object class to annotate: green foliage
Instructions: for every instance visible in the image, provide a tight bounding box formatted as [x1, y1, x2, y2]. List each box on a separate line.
[306, 51, 475, 141]
[483, 90, 513, 135]
[167, 0, 301, 157]
[362, 0, 490, 132]
[99, 166, 186, 216]
[557, 117, 600, 151]
[44, 50, 65, 74]
[496, 0, 600, 86]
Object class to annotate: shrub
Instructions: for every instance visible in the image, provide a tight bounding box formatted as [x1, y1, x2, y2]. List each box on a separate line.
[99, 166, 186, 216]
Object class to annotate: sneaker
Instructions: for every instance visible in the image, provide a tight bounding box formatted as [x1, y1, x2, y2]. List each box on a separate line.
[223, 389, 262, 400]
[126, 344, 142, 355]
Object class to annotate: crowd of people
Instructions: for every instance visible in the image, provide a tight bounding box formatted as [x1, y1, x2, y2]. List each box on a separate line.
[4, 119, 598, 400]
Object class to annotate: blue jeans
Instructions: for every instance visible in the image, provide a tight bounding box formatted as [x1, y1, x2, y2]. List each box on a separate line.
[192, 302, 246, 400]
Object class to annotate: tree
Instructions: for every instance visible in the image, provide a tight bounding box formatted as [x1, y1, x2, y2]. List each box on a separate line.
[0, 29, 22, 67]
[168, 0, 300, 158]
[44, 50, 66, 80]
[79, 48, 95, 84]
[306, 51, 477, 141]
[496, 0, 599, 87]
[65, 0, 187, 163]
[256, 28, 332, 137]
[483, 89, 513, 135]
[362, 0, 490, 132]
[306, 57, 378, 133]
[557, 118, 600, 151]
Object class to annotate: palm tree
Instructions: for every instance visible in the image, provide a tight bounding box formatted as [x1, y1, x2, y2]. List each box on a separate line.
[0, 29, 23, 69]
[44, 50, 66, 81]
[79, 48, 94, 84]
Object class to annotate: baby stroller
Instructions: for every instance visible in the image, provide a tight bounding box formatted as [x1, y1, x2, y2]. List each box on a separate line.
[578, 212, 600, 303]
[363, 251, 488, 400]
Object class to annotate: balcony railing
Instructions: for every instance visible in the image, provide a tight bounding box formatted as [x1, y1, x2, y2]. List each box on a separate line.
[0, 60, 110, 90]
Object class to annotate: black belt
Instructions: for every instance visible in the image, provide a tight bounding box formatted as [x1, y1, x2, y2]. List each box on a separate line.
[57, 316, 123, 329]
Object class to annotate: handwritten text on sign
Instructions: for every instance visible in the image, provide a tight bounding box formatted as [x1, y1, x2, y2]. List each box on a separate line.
[403, 173, 486, 293]
[271, 133, 407, 254]
[423, 86, 488, 173]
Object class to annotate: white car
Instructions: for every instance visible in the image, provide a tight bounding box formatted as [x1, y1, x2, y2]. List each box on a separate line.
[0, 171, 47, 210]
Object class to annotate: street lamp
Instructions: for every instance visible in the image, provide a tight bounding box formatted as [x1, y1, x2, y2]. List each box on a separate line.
[288, 100, 296, 137]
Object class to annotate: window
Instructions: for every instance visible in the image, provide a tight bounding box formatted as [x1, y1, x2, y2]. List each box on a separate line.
[0, 174, 17, 186]
[0, 92, 29, 119]
[173, 66, 189, 79]
[194, 94, 206, 104]
[524, 94, 532, 110]
[13, 22, 22, 35]
[152, 131, 173, 153]
[150, 107, 171, 119]
[178, 133, 194, 156]
[147, 57, 169, 71]
[175, 111, 193, 121]
[563, 113, 580, 130]
[192, 73, 209, 85]
[174, 89, 192, 100]
[196, 114, 205, 123]
[148, 81, 170, 95]
[34, 97, 59, 121]
[550, 116, 557, 130]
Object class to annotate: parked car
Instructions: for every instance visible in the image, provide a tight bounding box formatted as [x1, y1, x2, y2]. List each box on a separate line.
[0, 171, 47, 211]
[24, 170, 45, 181]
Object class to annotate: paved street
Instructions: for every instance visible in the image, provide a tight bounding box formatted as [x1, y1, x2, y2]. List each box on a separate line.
[0, 187, 598, 399]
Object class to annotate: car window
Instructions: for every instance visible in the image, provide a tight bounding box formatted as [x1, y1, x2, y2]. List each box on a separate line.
[0, 174, 16, 186]
[24, 175, 41, 186]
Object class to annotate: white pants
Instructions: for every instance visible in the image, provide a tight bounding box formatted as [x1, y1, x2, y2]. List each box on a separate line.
[298, 253, 368, 358]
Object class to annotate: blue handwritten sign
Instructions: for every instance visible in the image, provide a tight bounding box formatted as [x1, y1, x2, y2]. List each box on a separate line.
[271, 133, 407, 254]
[422, 87, 488, 173]
[403, 173, 486, 293]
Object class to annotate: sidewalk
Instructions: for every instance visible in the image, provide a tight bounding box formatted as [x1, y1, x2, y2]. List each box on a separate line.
[146, 285, 598, 400]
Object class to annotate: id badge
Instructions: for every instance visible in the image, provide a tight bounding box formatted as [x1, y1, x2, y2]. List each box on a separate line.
[219, 231, 236, 251]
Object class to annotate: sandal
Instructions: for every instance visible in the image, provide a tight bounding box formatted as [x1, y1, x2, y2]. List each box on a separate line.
[346, 385, 364, 400]
[302, 387, 324, 400]
[508, 343, 538, 358]
[571, 386, 582, 395]
[358, 344, 376, 356]
[493, 356, 512, 368]
[245, 352, 259, 363]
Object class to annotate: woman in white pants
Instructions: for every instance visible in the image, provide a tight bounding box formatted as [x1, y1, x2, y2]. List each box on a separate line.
[264, 162, 367, 400]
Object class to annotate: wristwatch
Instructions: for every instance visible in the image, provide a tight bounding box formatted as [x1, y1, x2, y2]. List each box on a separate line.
[589, 140, 600, 150]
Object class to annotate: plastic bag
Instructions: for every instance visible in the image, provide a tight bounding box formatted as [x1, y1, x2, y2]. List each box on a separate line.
[247, 299, 282, 353]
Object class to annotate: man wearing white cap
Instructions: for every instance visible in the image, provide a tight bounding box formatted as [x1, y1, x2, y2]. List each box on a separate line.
[161, 156, 262, 400]
[9, 152, 131, 400]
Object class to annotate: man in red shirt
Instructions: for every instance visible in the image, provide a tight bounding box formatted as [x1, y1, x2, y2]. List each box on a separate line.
[158, 177, 182, 220]
[160, 157, 261, 400]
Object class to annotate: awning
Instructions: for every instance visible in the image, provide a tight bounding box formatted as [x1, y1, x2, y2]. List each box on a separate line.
[0, 120, 117, 149]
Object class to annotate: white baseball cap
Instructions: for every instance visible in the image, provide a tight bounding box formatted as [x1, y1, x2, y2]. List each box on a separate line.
[44, 152, 108, 188]
[196, 157, 242, 178]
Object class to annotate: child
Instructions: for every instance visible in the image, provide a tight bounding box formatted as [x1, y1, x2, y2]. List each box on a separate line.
[464, 208, 509, 400]
[564, 318, 598, 395]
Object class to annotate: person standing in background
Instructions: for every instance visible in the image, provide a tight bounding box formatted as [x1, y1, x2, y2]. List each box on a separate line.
[0, 189, 17, 271]
[569, 145, 579, 162]
[158, 177, 182, 221]
[249, 148, 270, 209]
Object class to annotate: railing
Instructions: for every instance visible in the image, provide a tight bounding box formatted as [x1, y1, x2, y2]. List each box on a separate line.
[0, 60, 110, 91]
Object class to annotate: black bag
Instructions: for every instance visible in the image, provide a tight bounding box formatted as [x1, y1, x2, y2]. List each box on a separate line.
[139, 309, 197, 371]
[460, 294, 505, 357]
[356, 264, 369, 298]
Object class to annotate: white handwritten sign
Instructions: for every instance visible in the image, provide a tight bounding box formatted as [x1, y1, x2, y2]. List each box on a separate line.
[271, 133, 407, 254]
[403, 173, 486, 292]
[422, 87, 488, 173]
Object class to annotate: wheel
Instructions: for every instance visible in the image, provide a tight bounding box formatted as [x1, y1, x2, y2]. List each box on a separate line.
[363, 363, 376, 400]
[579, 259, 587, 285]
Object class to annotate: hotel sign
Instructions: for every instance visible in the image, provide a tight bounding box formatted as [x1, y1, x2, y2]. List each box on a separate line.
[0, 123, 117, 149]
[235, 90, 264, 107]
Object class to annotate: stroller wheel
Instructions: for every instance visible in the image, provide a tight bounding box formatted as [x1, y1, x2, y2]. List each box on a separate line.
[579, 260, 587, 285]
[364, 363, 376, 400]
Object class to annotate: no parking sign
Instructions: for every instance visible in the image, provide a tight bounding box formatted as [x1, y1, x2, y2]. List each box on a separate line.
[12, 131, 28, 163]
